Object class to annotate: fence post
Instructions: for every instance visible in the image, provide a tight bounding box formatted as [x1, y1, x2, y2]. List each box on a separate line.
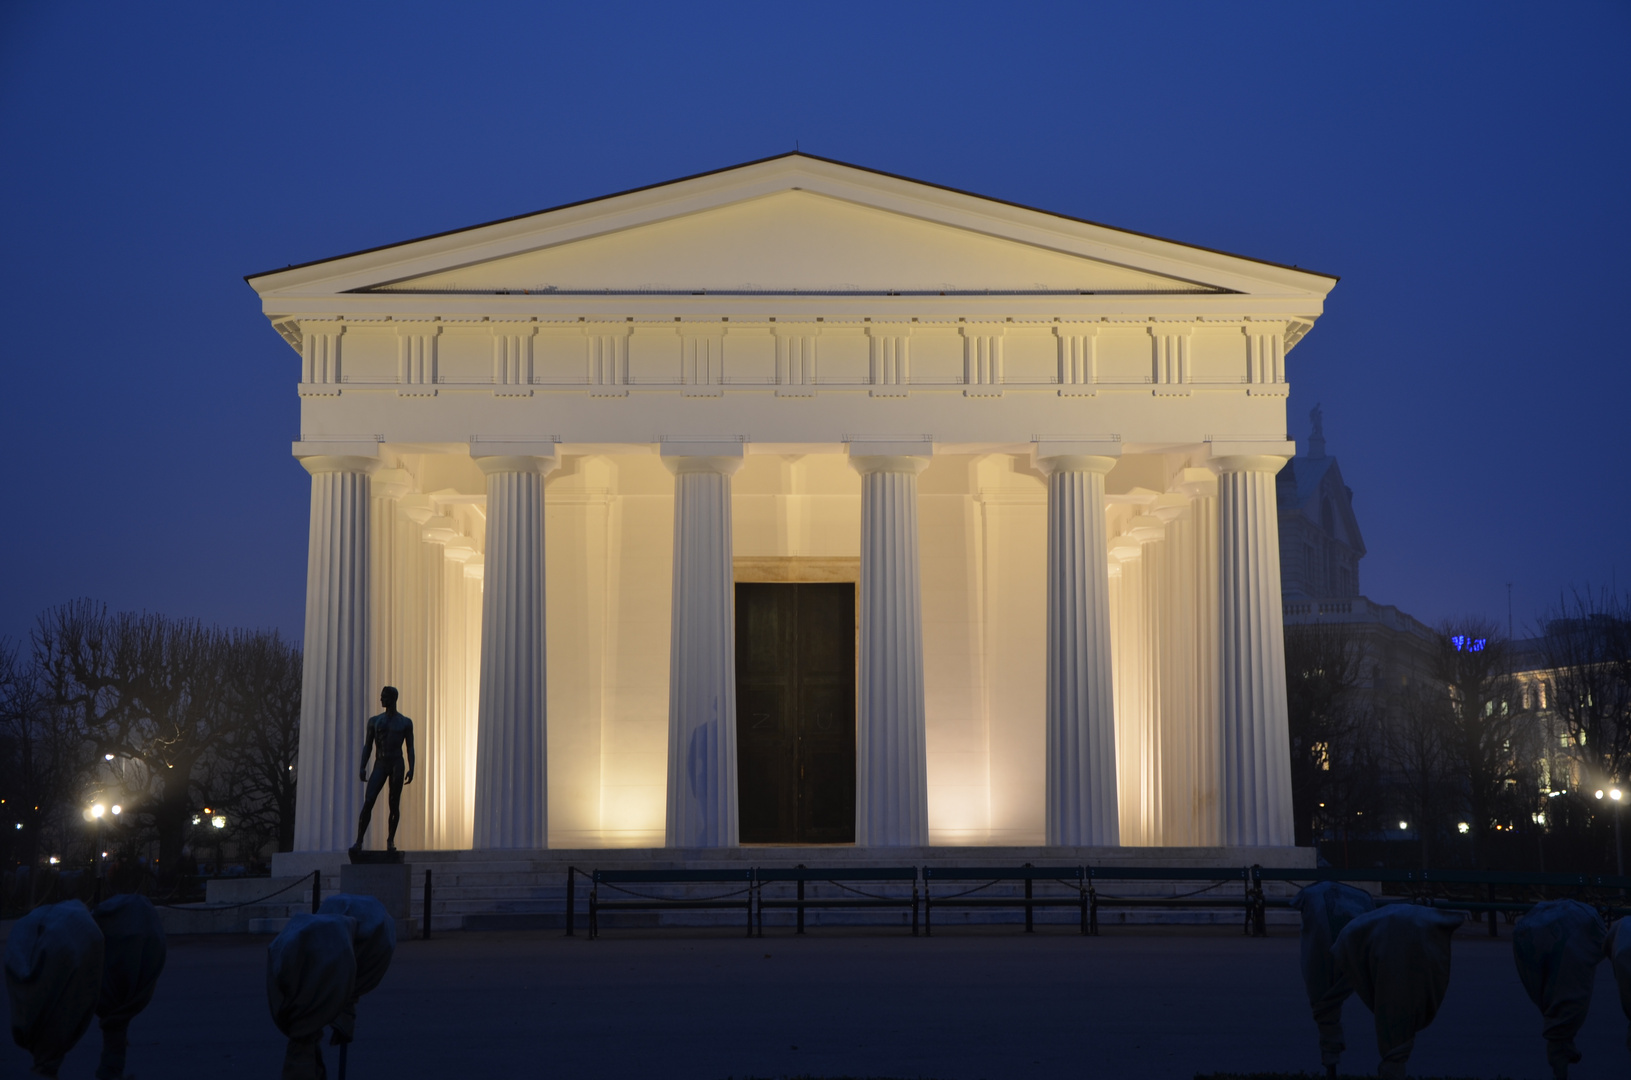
[564, 867, 576, 937]
[1252, 865, 1267, 938]
[423, 868, 432, 940]
[796, 864, 806, 935]
[310, 869, 320, 915]
[1024, 862, 1034, 933]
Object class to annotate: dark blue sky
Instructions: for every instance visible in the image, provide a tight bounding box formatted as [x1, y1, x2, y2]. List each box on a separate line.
[2, 2, 1626, 645]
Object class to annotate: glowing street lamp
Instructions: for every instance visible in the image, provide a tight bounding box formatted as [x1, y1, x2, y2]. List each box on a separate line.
[1457, 822, 1470, 834]
[1398, 821, 1409, 831]
[90, 804, 105, 819]
[210, 815, 226, 830]
[110, 805, 121, 816]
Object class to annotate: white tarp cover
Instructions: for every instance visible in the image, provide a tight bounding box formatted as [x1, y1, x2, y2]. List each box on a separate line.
[1291, 881, 1375, 1068]
[1607, 917, 1631, 1051]
[267, 913, 357, 1080]
[1512, 898, 1606, 1077]
[4, 900, 104, 1077]
[1331, 903, 1464, 1079]
[92, 893, 167, 1080]
[317, 894, 396, 1043]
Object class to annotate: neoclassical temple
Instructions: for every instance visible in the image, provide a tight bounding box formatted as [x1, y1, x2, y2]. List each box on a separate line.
[248, 154, 1335, 853]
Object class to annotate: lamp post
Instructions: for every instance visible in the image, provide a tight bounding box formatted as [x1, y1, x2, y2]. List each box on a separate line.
[1593, 786, 1624, 876]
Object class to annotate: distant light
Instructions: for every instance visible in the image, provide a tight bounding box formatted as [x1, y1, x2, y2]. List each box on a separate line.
[13, 823, 20, 830]
[1399, 821, 1409, 830]
[101, 851, 108, 858]
[91, 804, 105, 819]
[1613, 789, 1624, 802]
[110, 805, 121, 816]
[1533, 812, 1547, 826]
[1549, 790, 1565, 798]
[104, 754, 114, 761]
[211, 815, 226, 829]
[203, 807, 211, 814]
[1457, 822, 1470, 834]
[1451, 635, 1487, 652]
[1596, 790, 1606, 800]
[48, 856, 60, 865]
[191, 815, 200, 825]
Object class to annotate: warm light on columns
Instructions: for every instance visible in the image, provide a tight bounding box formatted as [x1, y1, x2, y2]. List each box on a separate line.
[662, 450, 744, 848]
[1210, 447, 1296, 847]
[472, 452, 557, 849]
[851, 451, 931, 847]
[1035, 451, 1120, 847]
[293, 453, 378, 852]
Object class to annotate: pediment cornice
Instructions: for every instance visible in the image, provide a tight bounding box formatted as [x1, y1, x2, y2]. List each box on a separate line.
[248, 154, 1337, 321]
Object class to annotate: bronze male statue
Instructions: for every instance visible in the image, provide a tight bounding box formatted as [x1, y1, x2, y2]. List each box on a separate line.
[351, 686, 415, 854]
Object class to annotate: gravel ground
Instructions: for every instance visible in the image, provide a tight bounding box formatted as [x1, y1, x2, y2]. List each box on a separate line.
[5, 923, 1628, 1079]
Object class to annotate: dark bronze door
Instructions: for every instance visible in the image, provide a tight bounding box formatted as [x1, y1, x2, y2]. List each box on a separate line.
[735, 582, 856, 844]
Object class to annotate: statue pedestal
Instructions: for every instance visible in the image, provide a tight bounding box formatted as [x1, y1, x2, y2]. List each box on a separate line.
[340, 862, 413, 920]
[347, 848, 404, 865]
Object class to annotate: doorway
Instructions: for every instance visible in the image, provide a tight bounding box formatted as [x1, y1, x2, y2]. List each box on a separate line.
[735, 582, 856, 844]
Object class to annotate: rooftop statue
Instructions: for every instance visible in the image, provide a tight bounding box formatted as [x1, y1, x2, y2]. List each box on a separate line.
[350, 687, 415, 856]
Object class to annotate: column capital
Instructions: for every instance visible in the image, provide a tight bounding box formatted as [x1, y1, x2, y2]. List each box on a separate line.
[847, 435, 932, 457]
[1207, 439, 1295, 475]
[297, 454, 380, 477]
[1124, 514, 1166, 543]
[421, 515, 461, 544]
[663, 454, 744, 477]
[1108, 535, 1144, 562]
[369, 468, 414, 500]
[660, 437, 744, 476]
[1174, 466, 1218, 499]
[473, 454, 559, 477]
[1033, 435, 1120, 475]
[1150, 492, 1192, 524]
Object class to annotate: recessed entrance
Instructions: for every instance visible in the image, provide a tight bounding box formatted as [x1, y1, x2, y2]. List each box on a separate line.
[735, 582, 856, 844]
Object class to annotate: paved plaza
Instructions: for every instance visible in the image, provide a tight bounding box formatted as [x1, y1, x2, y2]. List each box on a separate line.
[6, 923, 1629, 1079]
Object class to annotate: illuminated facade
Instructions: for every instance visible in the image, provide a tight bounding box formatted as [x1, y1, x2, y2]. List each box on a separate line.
[248, 154, 1336, 853]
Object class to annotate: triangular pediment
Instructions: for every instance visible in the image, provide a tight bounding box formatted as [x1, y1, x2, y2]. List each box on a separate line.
[249, 153, 1337, 305]
[361, 190, 1219, 296]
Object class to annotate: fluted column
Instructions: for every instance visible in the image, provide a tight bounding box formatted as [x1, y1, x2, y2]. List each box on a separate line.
[440, 539, 477, 849]
[1037, 453, 1120, 846]
[1127, 514, 1167, 845]
[663, 450, 743, 848]
[362, 469, 410, 850]
[293, 453, 377, 851]
[851, 451, 931, 846]
[472, 453, 556, 849]
[1153, 493, 1197, 846]
[1212, 446, 1296, 846]
[1107, 538, 1146, 844]
[1180, 470, 1222, 846]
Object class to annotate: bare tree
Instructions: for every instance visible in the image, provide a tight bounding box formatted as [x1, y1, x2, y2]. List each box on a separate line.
[1540, 588, 1631, 870]
[1387, 680, 1453, 869]
[32, 601, 237, 883]
[0, 639, 93, 871]
[1284, 621, 1369, 849]
[1541, 589, 1631, 784]
[212, 630, 302, 856]
[1429, 619, 1532, 868]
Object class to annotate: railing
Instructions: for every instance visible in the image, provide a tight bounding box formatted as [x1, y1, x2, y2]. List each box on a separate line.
[564, 863, 1631, 939]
